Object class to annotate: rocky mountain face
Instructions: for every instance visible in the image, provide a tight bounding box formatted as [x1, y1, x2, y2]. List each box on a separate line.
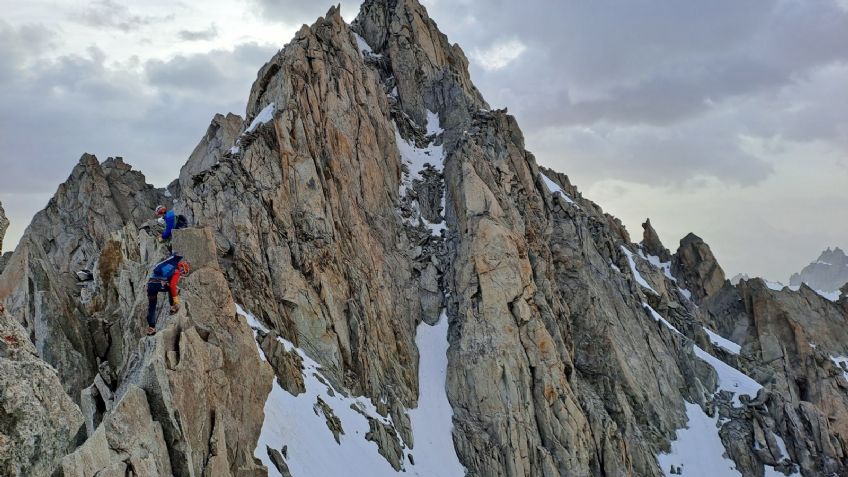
[790, 247, 848, 292]
[2, 1, 848, 477]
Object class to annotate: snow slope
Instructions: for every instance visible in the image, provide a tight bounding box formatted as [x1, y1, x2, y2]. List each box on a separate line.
[643, 303, 761, 406]
[658, 402, 742, 477]
[238, 304, 464, 476]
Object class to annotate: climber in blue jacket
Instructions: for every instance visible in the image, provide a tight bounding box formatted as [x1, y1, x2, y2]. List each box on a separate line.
[155, 205, 187, 242]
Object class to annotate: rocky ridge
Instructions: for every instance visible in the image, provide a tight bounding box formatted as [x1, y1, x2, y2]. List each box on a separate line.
[1, 1, 847, 477]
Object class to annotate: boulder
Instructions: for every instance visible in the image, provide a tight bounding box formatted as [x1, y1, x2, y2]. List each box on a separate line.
[171, 227, 220, 271]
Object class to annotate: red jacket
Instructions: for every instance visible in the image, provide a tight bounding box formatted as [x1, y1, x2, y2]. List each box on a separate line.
[168, 269, 182, 302]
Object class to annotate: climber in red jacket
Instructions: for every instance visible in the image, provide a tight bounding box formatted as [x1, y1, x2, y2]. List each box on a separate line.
[146, 253, 190, 335]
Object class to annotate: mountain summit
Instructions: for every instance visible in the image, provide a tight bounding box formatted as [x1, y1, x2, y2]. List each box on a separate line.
[2, 2, 848, 477]
[790, 247, 848, 292]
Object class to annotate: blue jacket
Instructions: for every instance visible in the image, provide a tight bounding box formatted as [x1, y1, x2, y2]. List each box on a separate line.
[150, 254, 183, 281]
[162, 210, 176, 240]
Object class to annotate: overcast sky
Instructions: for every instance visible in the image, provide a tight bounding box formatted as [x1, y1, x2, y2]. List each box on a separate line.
[1, 0, 846, 281]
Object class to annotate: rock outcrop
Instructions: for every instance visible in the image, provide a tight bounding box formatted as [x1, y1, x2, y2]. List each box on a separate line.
[642, 218, 672, 263]
[1, 305, 83, 477]
[673, 232, 727, 301]
[0, 200, 8, 253]
[790, 246, 848, 292]
[178, 113, 244, 191]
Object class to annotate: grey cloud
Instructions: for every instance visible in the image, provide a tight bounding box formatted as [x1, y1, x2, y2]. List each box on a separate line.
[178, 24, 218, 41]
[249, 0, 358, 24]
[422, 0, 848, 128]
[0, 30, 276, 198]
[73, 0, 174, 32]
[531, 118, 774, 189]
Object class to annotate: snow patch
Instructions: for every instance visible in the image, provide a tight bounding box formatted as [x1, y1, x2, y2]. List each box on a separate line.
[239, 304, 465, 476]
[354, 33, 382, 58]
[658, 401, 742, 477]
[643, 303, 761, 406]
[643, 303, 681, 334]
[246, 103, 276, 134]
[622, 246, 659, 295]
[239, 305, 403, 476]
[830, 356, 848, 383]
[638, 249, 676, 282]
[408, 311, 467, 476]
[703, 328, 741, 355]
[540, 173, 577, 205]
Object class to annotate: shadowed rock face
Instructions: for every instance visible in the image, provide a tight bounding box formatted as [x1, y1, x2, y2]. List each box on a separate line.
[3, 2, 848, 477]
[178, 113, 244, 191]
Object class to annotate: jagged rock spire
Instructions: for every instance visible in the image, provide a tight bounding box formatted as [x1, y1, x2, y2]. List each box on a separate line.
[641, 218, 671, 262]
[673, 232, 727, 301]
[353, 0, 488, 129]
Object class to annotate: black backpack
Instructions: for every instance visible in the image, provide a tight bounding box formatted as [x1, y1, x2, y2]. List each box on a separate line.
[175, 214, 189, 230]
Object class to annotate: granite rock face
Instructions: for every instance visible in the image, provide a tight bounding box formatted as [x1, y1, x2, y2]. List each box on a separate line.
[178, 113, 244, 191]
[3, 2, 848, 477]
[0, 155, 171, 399]
[0, 305, 83, 477]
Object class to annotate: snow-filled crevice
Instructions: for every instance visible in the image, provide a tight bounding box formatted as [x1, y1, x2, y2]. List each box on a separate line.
[395, 110, 446, 236]
[239, 302, 465, 476]
[407, 311, 466, 476]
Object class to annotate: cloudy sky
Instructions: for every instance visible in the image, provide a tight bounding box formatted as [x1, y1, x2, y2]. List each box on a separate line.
[1, 0, 846, 281]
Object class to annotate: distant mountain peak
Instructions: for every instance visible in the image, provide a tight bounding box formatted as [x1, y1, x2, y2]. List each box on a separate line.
[790, 246, 848, 291]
